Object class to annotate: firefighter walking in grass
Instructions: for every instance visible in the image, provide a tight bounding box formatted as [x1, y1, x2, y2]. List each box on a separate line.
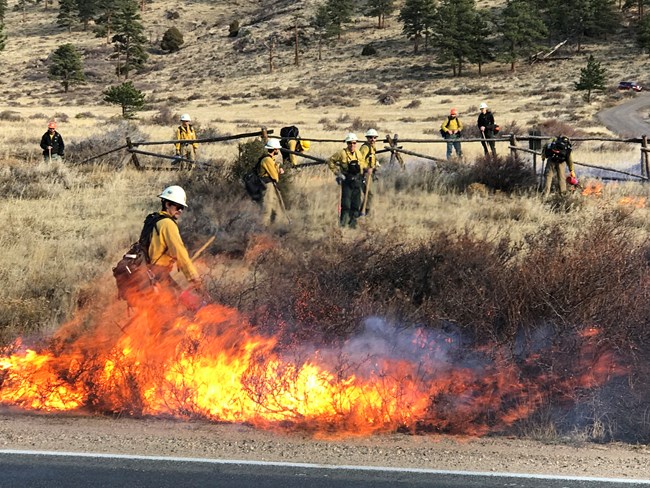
[328, 133, 365, 228]
[257, 139, 285, 226]
[358, 128, 379, 216]
[175, 114, 198, 170]
[542, 135, 576, 197]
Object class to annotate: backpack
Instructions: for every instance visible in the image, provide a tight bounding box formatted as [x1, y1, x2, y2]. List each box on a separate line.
[112, 213, 173, 301]
[544, 137, 572, 162]
[243, 155, 267, 201]
[279, 126, 300, 149]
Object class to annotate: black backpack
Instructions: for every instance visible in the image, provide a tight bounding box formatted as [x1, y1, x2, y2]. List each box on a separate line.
[243, 155, 267, 202]
[279, 126, 300, 149]
[112, 213, 173, 301]
[544, 136, 572, 162]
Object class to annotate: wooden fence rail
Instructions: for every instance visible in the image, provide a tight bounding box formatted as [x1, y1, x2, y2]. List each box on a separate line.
[77, 127, 649, 182]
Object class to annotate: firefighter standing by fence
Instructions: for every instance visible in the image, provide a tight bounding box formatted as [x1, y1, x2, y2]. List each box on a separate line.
[175, 114, 198, 170]
[358, 128, 379, 216]
[542, 135, 576, 197]
[441, 108, 463, 160]
[257, 139, 285, 226]
[328, 133, 365, 228]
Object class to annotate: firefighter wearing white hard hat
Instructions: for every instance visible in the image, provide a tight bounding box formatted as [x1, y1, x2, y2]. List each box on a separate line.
[147, 185, 202, 298]
[358, 129, 380, 216]
[257, 138, 285, 225]
[477, 102, 497, 157]
[175, 114, 198, 170]
[327, 133, 366, 228]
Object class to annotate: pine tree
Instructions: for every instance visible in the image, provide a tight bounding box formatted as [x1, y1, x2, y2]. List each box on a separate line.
[365, 0, 395, 29]
[324, 0, 355, 39]
[433, 0, 478, 75]
[48, 43, 85, 93]
[16, 0, 37, 22]
[103, 81, 145, 117]
[76, 0, 98, 31]
[112, 0, 148, 79]
[57, 0, 78, 32]
[94, 0, 120, 44]
[638, 13, 650, 53]
[0, 0, 7, 20]
[499, 0, 547, 71]
[398, 0, 436, 53]
[574, 55, 607, 102]
[0, 23, 6, 52]
[467, 11, 496, 75]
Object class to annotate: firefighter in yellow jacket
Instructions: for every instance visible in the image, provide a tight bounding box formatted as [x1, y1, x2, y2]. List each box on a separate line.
[149, 185, 201, 293]
[175, 113, 198, 170]
[257, 139, 284, 226]
[358, 128, 379, 216]
[328, 133, 366, 228]
[441, 108, 463, 160]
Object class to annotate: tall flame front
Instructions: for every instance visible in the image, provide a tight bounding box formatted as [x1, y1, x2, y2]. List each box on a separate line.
[0, 290, 622, 437]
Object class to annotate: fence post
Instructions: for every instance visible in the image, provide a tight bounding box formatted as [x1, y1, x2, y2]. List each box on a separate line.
[642, 135, 649, 179]
[528, 129, 541, 176]
[261, 126, 268, 143]
[509, 134, 518, 160]
[126, 137, 142, 170]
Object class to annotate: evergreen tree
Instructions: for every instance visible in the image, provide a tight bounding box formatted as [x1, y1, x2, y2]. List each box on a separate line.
[499, 0, 547, 71]
[57, 0, 78, 32]
[545, 0, 619, 50]
[637, 13, 650, 53]
[574, 54, 607, 102]
[321, 0, 355, 39]
[103, 81, 145, 117]
[398, 0, 436, 53]
[76, 0, 98, 31]
[160, 26, 184, 52]
[365, 0, 395, 29]
[112, 0, 148, 79]
[467, 10, 496, 75]
[94, 0, 120, 44]
[312, 3, 336, 60]
[16, 0, 38, 22]
[48, 43, 85, 93]
[0, 23, 6, 52]
[0, 0, 7, 20]
[433, 0, 478, 75]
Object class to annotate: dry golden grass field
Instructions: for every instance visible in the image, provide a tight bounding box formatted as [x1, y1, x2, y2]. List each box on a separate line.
[0, 0, 649, 447]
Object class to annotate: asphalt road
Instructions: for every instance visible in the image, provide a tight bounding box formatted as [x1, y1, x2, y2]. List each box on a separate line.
[598, 92, 650, 138]
[0, 451, 648, 488]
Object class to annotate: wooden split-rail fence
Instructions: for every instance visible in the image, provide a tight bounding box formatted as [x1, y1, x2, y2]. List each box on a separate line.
[79, 127, 650, 182]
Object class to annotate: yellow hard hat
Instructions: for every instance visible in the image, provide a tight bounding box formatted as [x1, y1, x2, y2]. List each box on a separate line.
[300, 139, 311, 151]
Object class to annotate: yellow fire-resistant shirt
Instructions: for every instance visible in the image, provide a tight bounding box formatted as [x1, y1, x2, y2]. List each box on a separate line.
[441, 116, 463, 133]
[148, 211, 199, 282]
[258, 154, 280, 183]
[175, 125, 198, 152]
[328, 148, 365, 174]
[358, 143, 377, 170]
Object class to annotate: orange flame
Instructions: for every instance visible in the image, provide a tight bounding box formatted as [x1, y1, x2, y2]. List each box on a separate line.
[0, 292, 624, 437]
[617, 196, 647, 208]
[581, 181, 603, 196]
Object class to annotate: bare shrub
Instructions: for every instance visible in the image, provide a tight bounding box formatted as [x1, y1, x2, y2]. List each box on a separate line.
[466, 154, 537, 193]
[405, 99, 421, 109]
[67, 121, 148, 165]
[0, 110, 22, 121]
[53, 112, 69, 123]
[150, 107, 179, 126]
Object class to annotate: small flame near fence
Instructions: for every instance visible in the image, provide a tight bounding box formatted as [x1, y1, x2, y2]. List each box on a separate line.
[0, 289, 624, 437]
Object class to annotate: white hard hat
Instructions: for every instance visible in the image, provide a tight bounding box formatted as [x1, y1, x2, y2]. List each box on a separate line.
[180, 113, 191, 122]
[265, 139, 282, 150]
[345, 133, 358, 143]
[479, 102, 488, 110]
[365, 129, 379, 138]
[158, 185, 187, 208]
